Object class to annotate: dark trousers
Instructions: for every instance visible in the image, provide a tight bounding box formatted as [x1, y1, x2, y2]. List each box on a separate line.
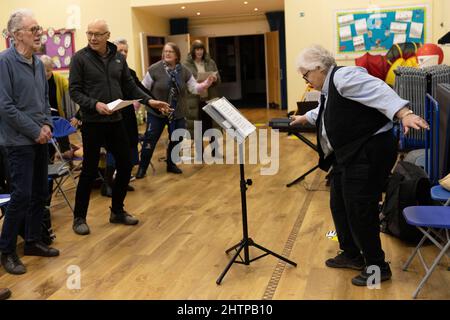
[0, 144, 49, 254]
[139, 112, 186, 171]
[329, 130, 397, 267]
[74, 121, 131, 219]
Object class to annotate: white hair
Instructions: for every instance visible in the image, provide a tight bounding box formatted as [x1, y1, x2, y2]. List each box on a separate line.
[40, 55, 54, 68]
[7, 9, 34, 38]
[296, 45, 336, 72]
[113, 38, 128, 46]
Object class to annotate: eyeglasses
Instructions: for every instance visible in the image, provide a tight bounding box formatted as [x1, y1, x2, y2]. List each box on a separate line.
[302, 70, 312, 83]
[22, 25, 43, 35]
[163, 50, 175, 54]
[86, 31, 109, 39]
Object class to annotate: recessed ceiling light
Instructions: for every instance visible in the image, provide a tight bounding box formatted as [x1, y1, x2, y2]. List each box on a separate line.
[244, 1, 248, 4]
[196, 12, 201, 16]
[254, 8, 259, 11]
[181, 6, 186, 10]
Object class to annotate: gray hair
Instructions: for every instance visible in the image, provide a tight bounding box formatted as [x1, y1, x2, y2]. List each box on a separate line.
[113, 38, 128, 46]
[7, 9, 34, 38]
[40, 55, 54, 68]
[296, 45, 336, 72]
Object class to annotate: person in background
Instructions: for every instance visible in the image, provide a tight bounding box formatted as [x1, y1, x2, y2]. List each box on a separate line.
[290, 45, 429, 286]
[69, 19, 171, 235]
[40, 55, 79, 158]
[183, 40, 221, 159]
[0, 9, 60, 275]
[99, 38, 142, 197]
[136, 42, 214, 178]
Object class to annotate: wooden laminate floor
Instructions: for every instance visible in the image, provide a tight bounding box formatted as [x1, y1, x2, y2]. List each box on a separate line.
[0, 108, 448, 300]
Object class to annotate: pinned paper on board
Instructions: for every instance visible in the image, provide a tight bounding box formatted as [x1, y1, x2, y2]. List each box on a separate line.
[390, 22, 408, 34]
[395, 10, 413, 22]
[339, 25, 352, 42]
[393, 33, 407, 44]
[410, 22, 424, 39]
[338, 14, 354, 25]
[355, 19, 368, 35]
[353, 35, 365, 51]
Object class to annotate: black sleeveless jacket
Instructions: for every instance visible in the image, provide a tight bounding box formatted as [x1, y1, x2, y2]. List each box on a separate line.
[317, 66, 390, 171]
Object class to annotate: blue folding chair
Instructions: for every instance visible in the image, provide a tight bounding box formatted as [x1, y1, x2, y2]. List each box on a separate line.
[430, 185, 450, 206]
[50, 116, 78, 162]
[402, 206, 450, 298]
[48, 117, 79, 212]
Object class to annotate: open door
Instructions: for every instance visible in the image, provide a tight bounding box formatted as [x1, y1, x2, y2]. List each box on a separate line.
[265, 31, 281, 109]
[139, 32, 150, 77]
[166, 34, 191, 62]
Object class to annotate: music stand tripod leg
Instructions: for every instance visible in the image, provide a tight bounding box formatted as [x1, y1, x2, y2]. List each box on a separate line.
[250, 240, 297, 266]
[216, 240, 246, 285]
[286, 164, 319, 187]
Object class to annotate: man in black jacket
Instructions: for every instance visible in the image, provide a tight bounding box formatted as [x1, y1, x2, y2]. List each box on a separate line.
[69, 19, 171, 235]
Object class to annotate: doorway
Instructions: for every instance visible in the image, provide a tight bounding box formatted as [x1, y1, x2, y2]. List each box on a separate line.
[209, 34, 267, 108]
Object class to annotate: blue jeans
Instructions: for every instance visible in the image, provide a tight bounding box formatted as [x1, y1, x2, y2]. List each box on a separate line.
[0, 144, 49, 254]
[139, 113, 186, 172]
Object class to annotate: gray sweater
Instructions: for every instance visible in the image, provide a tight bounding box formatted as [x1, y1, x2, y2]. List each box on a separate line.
[144, 60, 193, 119]
[0, 46, 52, 146]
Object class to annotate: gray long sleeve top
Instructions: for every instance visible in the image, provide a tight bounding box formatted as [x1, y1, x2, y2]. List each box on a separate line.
[0, 45, 52, 146]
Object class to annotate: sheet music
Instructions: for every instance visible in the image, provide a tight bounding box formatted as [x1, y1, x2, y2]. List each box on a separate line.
[107, 99, 141, 112]
[210, 97, 256, 139]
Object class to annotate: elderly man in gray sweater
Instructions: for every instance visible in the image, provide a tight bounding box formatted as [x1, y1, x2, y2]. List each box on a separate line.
[0, 9, 59, 275]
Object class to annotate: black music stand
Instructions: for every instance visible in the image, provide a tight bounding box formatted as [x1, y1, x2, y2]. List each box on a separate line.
[202, 99, 297, 285]
[216, 143, 297, 285]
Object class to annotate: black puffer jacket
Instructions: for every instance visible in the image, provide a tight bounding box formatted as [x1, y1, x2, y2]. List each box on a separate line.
[69, 41, 152, 123]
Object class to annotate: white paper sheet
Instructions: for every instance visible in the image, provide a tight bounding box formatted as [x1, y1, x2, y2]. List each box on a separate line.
[0, 197, 10, 205]
[390, 22, 408, 34]
[353, 35, 366, 51]
[395, 11, 413, 22]
[107, 99, 141, 112]
[339, 25, 352, 41]
[338, 14, 354, 25]
[410, 22, 424, 39]
[207, 97, 256, 142]
[393, 33, 407, 44]
[355, 19, 368, 35]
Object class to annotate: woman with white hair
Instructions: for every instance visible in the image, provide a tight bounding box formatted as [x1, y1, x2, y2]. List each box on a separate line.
[290, 45, 429, 287]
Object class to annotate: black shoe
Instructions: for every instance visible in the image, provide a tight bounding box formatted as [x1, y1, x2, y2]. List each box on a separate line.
[100, 182, 113, 197]
[110, 207, 139, 225]
[136, 167, 146, 179]
[325, 251, 365, 270]
[352, 263, 392, 286]
[73, 217, 90, 235]
[0, 288, 11, 300]
[167, 163, 182, 174]
[1, 252, 26, 275]
[127, 184, 135, 192]
[24, 242, 60, 257]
